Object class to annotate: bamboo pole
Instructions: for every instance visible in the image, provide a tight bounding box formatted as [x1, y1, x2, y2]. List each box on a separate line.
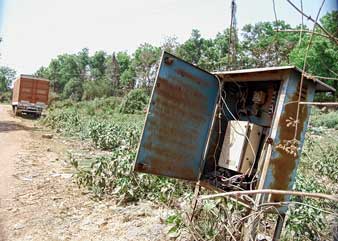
[199, 189, 338, 202]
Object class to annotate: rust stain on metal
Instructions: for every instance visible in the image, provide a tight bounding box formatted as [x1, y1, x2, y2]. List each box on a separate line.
[269, 87, 308, 202]
[156, 77, 208, 113]
[144, 139, 199, 179]
[176, 69, 211, 87]
[164, 56, 174, 65]
[139, 76, 211, 180]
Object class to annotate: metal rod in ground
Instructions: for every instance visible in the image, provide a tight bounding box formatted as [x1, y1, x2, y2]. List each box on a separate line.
[272, 214, 286, 241]
[190, 181, 201, 222]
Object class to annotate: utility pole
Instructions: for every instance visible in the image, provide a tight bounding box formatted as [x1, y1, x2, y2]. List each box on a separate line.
[228, 0, 238, 70]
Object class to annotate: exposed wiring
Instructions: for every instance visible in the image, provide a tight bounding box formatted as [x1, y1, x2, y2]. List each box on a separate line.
[213, 105, 222, 186]
[221, 93, 257, 176]
[215, 75, 258, 177]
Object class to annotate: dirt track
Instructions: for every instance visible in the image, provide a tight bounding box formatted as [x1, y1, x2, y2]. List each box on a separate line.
[0, 104, 170, 241]
[0, 105, 32, 240]
[0, 105, 30, 200]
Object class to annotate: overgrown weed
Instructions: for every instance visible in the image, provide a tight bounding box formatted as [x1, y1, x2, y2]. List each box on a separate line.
[42, 101, 338, 240]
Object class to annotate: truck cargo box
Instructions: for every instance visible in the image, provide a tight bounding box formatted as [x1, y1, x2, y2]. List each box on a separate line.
[12, 75, 50, 117]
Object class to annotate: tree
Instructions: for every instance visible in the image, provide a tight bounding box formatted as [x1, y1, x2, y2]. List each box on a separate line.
[77, 48, 90, 81]
[241, 21, 299, 67]
[37, 52, 86, 93]
[35, 66, 48, 78]
[82, 78, 111, 100]
[212, 30, 231, 70]
[176, 29, 229, 71]
[320, 11, 338, 37]
[46, 54, 82, 93]
[161, 36, 180, 54]
[116, 51, 131, 74]
[120, 67, 136, 89]
[133, 43, 161, 88]
[90, 51, 107, 80]
[116, 51, 134, 89]
[0, 66, 16, 92]
[289, 11, 338, 100]
[177, 29, 204, 65]
[63, 78, 83, 101]
[105, 53, 120, 87]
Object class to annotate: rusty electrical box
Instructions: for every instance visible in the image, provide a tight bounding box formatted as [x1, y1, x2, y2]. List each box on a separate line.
[133, 52, 335, 221]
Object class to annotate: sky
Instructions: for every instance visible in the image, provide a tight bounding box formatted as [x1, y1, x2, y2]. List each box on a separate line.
[0, 0, 337, 75]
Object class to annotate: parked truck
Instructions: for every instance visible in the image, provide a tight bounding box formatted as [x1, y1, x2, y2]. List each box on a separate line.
[12, 75, 50, 117]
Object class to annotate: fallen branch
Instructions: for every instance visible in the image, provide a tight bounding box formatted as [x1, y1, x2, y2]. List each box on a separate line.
[299, 102, 338, 106]
[284, 101, 338, 106]
[198, 189, 338, 202]
[293, 0, 324, 140]
[274, 29, 338, 42]
[286, 0, 338, 45]
[258, 201, 338, 216]
[311, 75, 338, 81]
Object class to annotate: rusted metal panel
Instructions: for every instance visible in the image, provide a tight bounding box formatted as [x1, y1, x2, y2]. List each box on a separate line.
[214, 66, 335, 92]
[262, 72, 316, 210]
[134, 52, 219, 181]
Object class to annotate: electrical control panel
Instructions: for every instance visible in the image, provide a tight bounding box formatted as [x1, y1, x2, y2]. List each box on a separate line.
[135, 52, 335, 212]
[218, 121, 263, 174]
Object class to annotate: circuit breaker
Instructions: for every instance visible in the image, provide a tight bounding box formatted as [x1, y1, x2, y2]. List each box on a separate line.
[218, 121, 262, 174]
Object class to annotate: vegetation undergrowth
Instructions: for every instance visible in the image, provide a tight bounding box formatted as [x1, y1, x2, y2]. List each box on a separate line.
[42, 95, 192, 205]
[0, 91, 12, 103]
[42, 96, 338, 241]
[165, 116, 338, 241]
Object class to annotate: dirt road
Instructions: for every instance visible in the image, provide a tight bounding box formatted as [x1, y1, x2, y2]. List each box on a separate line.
[0, 105, 32, 240]
[0, 105, 30, 199]
[0, 104, 170, 241]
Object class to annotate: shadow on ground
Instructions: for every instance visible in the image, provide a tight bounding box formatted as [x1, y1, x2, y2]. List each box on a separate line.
[0, 121, 33, 133]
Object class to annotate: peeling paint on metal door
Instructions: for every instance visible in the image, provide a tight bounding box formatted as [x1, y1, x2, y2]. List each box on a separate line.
[134, 52, 219, 181]
[262, 72, 316, 212]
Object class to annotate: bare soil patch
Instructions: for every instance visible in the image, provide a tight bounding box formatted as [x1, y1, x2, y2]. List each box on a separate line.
[0, 104, 170, 241]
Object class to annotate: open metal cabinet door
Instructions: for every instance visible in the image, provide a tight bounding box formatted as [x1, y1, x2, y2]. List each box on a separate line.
[134, 52, 219, 181]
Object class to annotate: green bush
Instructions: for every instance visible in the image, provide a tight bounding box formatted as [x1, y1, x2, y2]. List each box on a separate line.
[78, 97, 121, 116]
[74, 150, 190, 203]
[0, 91, 12, 103]
[282, 128, 338, 240]
[87, 121, 140, 150]
[82, 78, 112, 100]
[42, 107, 81, 134]
[43, 98, 189, 204]
[119, 88, 149, 114]
[284, 173, 336, 241]
[63, 78, 83, 101]
[310, 109, 338, 129]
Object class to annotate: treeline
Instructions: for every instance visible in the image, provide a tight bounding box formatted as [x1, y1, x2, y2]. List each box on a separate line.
[1, 11, 337, 101]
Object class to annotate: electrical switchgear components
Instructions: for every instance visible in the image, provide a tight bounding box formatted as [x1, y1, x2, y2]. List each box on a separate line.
[218, 120, 263, 174]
